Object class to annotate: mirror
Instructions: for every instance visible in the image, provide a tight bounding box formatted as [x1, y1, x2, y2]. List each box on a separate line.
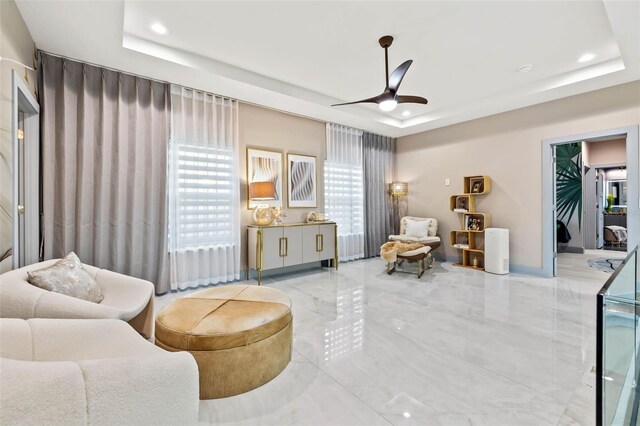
[606, 180, 627, 207]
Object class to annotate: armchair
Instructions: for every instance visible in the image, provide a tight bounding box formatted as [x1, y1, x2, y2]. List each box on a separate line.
[604, 225, 627, 248]
[385, 216, 441, 278]
[0, 318, 199, 425]
[389, 216, 442, 250]
[0, 260, 155, 338]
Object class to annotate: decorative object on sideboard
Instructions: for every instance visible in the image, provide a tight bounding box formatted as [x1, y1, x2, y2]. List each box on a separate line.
[247, 148, 283, 209]
[249, 181, 276, 226]
[389, 182, 409, 197]
[287, 154, 317, 208]
[272, 206, 286, 225]
[307, 212, 330, 223]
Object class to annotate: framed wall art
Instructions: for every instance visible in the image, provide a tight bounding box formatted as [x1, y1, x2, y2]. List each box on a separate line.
[247, 148, 283, 209]
[287, 154, 317, 208]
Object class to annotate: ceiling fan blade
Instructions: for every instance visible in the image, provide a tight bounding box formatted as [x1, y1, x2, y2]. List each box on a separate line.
[331, 94, 383, 107]
[388, 60, 413, 92]
[396, 95, 428, 105]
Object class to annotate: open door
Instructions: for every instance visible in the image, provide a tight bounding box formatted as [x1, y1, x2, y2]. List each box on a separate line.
[11, 70, 39, 268]
[596, 170, 604, 248]
[552, 146, 558, 276]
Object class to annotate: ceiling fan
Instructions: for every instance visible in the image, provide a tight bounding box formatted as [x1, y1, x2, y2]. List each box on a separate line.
[332, 35, 428, 112]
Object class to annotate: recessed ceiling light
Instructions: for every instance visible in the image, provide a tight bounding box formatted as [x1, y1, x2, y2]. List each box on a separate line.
[150, 22, 168, 35]
[402, 110, 411, 117]
[403, 412, 411, 418]
[518, 64, 533, 73]
[578, 53, 595, 63]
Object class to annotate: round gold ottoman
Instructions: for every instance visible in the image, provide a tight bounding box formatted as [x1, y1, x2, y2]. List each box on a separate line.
[155, 285, 292, 399]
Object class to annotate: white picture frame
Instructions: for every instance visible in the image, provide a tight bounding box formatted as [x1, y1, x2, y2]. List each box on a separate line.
[247, 148, 283, 209]
[287, 154, 317, 208]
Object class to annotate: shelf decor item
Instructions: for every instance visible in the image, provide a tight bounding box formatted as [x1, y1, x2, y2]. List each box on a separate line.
[249, 181, 276, 226]
[470, 178, 484, 194]
[287, 154, 317, 208]
[449, 175, 491, 271]
[454, 196, 468, 212]
[247, 148, 283, 209]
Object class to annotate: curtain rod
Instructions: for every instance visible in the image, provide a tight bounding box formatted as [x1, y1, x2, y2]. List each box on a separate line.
[38, 49, 236, 101]
[38, 49, 396, 139]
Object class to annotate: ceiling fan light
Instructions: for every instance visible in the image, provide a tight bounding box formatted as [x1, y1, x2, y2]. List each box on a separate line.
[379, 99, 398, 112]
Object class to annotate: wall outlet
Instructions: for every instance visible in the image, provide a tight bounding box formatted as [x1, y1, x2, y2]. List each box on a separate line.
[445, 178, 451, 186]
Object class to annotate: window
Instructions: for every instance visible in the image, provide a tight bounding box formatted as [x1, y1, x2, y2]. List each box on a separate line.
[324, 162, 364, 236]
[325, 124, 365, 261]
[168, 86, 240, 290]
[171, 143, 235, 249]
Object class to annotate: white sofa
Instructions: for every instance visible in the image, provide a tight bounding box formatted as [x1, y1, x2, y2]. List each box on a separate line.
[0, 318, 199, 425]
[0, 260, 155, 338]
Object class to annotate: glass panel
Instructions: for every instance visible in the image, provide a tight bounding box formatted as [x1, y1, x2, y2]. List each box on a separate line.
[598, 246, 639, 425]
[604, 255, 638, 303]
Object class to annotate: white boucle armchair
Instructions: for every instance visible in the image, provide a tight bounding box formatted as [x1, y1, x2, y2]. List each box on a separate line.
[0, 318, 199, 425]
[389, 216, 442, 248]
[386, 216, 442, 278]
[0, 260, 155, 338]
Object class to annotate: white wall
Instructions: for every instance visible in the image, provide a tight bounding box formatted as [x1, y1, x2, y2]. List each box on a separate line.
[588, 138, 626, 167]
[0, 0, 37, 273]
[397, 81, 640, 273]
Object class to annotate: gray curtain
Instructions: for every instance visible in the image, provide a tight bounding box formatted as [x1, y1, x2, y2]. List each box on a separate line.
[39, 52, 170, 293]
[362, 131, 396, 258]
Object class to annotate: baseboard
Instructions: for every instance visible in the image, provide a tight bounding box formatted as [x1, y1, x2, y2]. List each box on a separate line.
[558, 246, 585, 254]
[435, 253, 548, 278]
[508, 264, 548, 277]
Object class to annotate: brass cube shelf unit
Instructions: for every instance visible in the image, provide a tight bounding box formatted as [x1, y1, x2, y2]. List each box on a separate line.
[449, 176, 491, 271]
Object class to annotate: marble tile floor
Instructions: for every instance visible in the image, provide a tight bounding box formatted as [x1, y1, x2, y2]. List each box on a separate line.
[156, 251, 627, 426]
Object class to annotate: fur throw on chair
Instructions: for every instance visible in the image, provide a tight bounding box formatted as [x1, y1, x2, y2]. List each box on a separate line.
[380, 241, 425, 263]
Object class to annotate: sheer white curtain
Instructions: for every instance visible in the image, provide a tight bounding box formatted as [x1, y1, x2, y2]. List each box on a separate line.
[168, 86, 240, 290]
[325, 124, 365, 261]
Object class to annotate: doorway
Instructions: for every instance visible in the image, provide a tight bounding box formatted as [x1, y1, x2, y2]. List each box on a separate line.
[595, 164, 627, 252]
[542, 126, 639, 278]
[11, 70, 39, 268]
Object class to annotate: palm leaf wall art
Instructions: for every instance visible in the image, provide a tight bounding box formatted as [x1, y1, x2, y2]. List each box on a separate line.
[556, 143, 583, 231]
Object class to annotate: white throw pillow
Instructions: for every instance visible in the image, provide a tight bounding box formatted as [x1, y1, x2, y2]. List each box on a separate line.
[27, 252, 104, 303]
[405, 219, 429, 239]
